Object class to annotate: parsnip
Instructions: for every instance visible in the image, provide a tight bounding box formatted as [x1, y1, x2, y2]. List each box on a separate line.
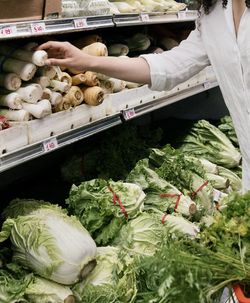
[36, 66, 57, 79]
[82, 71, 99, 86]
[16, 84, 43, 103]
[50, 91, 63, 106]
[0, 92, 23, 109]
[0, 73, 22, 91]
[109, 78, 126, 92]
[42, 88, 53, 100]
[0, 56, 37, 81]
[53, 97, 71, 112]
[63, 86, 84, 107]
[49, 80, 70, 93]
[108, 44, 129, 56]
[81, 86, 104, 106]
[55, 71, 72, 86]
[22, 99, 52, 119]
[72, 74, 87, 86]
[99, 79, 114, 94]
[0, 45, 48, 66]
[0, 109, 30, 121]
[31, 76, 50, 89]
[82, 42, 108, 57]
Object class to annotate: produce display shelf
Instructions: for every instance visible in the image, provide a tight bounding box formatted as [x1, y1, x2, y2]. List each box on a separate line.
[0, 10, 197, 40]
[0, 15, 114, 40]
[0, 114, 122, 173]
[113, 10, 197, 26]
[0, 72, 218, 173]
[125, 80, 218, 119]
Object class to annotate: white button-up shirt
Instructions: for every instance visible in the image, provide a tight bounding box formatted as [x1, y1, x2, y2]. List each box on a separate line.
[141, 0, 250, 191]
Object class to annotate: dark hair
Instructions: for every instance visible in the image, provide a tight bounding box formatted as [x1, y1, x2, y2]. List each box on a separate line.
[199, 0, 250, 14]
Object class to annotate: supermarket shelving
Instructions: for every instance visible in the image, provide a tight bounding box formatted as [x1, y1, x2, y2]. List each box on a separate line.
[0, 9, 218, 173]
[0, 10, 197, 40]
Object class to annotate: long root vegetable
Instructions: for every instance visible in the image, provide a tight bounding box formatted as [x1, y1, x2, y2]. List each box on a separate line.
[53, 97, 72, 112]
[81, 86, 104, 106]
[36, 66, 57, 79]
[63, 86, 84, 107]
[0, 45, 48, 66]
[72, 74, 87, 86]
[22, 99, 52, 119]
[108, 44, 129, 56]
[0, 56, 37, 81]
[0, 109, 30, 121]
[82, 71, 99, 86]
[50, 80, 70, 93]
[109, 78, 126, 92]
[0, 92, 23, 109]
[0, 73, 22, 91]
[55, 71, 72, 86]
[50, 91, 63, 106]
[31, 76, 50, 89]
[82, 42, 108, 57]
[16, 84, 43, 103]
[99, 79, 114, 94]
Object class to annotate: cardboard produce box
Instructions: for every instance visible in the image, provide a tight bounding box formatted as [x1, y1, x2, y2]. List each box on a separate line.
[0, 0, 61, 23]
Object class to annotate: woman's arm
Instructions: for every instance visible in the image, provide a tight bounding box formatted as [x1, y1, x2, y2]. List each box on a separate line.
[37, 41, 151, 85]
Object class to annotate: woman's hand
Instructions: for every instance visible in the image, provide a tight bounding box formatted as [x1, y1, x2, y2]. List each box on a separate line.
[37, 41, 91, 70]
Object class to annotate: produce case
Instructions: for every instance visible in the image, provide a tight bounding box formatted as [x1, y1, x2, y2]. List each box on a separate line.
[0, 2, 246, 303]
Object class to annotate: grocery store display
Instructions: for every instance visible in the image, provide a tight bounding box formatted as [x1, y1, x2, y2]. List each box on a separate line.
[1, 2, 249, 302]
[62, 0, 186, 16]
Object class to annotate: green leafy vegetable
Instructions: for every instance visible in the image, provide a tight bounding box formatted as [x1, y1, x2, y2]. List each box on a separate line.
[67, 179, 145, 245]
[178, 120, 241, 168]
[126, 158, 197, 217]
[73, 246, 137, 303]
[0, 199, 97, 285]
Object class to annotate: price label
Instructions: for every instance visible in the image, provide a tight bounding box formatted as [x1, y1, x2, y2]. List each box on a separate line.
[122, 108, 136, 120]
[203, 81, 211, 90]
[178, 11, 187, 19]
[74, 18, 87, 29]
[0, 26, 17, 37]
[43, 137, 58, 153]
[30, 22, 46, 34]
[141, 13, 150, 22]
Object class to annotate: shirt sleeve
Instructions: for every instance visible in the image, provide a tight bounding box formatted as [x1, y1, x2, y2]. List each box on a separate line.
[140, 28, 210, 91]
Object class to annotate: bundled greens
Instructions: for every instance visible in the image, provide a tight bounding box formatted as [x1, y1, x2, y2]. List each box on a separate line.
[73, 246, 137, 303]
[152, 149, 214, 214]
[67, 179, 145, 245]
[126, 158, 197, 217]
[0, 199, 97, 285]
[178, 120, 241, 168]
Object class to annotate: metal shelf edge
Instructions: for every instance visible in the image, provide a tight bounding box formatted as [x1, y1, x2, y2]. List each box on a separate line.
[0, 114, 121, 172]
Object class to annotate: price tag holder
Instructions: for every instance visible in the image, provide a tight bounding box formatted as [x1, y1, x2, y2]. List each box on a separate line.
[74, 18, 88, 29]
[121, 108, 136, 121]
[30, 22, 46, 34]
[178, 10, 187, 20]
[43, 137, 58, 153]
[140, 13, 150, 22]
[0, 25, 17, 37]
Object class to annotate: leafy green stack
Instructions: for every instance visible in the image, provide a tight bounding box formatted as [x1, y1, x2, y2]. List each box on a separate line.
[0, 116, 246, 302]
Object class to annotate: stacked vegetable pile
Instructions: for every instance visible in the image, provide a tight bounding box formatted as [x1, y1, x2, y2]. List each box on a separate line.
[0, 116, 247, 302]
[62, 0, 187, 16]
[0, 40, 114, 123]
